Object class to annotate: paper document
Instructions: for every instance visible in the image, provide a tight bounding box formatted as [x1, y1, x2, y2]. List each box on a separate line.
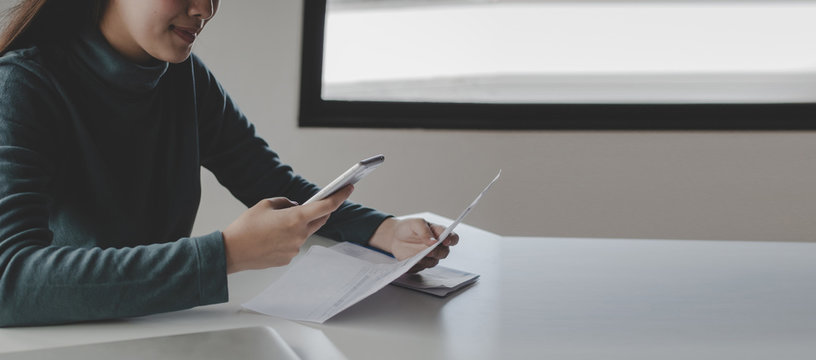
[331, 242, 480, 296]
[242, 171, 501, 323]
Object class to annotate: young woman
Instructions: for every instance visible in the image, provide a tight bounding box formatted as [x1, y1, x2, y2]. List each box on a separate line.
[0, 0, 457, 327]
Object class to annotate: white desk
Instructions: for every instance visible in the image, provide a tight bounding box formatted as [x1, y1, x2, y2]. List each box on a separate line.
[2, 212, 816, 359]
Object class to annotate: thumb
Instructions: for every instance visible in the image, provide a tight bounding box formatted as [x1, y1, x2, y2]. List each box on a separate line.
[265, 197, 299, 210]
[420, 220, 438, 245]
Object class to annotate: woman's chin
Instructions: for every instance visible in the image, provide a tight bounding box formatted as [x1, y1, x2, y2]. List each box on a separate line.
[151, 48, 193, 64]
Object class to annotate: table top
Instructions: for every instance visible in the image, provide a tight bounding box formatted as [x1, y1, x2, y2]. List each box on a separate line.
[2, 212, 815, 359]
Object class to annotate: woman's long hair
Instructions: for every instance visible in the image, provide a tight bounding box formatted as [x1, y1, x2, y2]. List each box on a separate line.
[0, 0, 106, 55]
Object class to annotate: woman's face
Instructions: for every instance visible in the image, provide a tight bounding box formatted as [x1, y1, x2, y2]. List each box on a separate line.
[99, 0, 220, 64]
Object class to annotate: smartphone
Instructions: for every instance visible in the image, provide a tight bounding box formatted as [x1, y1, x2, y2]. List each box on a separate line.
[302, 154, 385, 205]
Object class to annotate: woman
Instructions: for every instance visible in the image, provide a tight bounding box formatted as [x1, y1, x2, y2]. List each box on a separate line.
[0, 0, 456, 327]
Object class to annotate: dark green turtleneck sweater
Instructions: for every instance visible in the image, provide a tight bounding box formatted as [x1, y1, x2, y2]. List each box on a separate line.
[0, 28, 390, 327]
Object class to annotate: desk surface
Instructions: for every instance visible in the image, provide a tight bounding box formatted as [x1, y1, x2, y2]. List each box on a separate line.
[1, 212, 815, 359]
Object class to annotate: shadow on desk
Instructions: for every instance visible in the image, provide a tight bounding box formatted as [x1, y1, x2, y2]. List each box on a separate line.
[322, 281, 472, 326]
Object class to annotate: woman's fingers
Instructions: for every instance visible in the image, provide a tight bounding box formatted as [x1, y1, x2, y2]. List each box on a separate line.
[306, 214, 331, 234]
[265, 197, 299, 209]
[429, 244, 450, 260]
[299, 185, 353, 221]
[429, 223, 459, 246]
[408, 257, 440, 273]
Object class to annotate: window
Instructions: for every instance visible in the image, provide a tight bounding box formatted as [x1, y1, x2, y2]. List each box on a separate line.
[300, 0, 816, 129]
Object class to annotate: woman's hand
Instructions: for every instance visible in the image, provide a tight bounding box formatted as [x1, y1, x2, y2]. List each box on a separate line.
[369, 218, 460, 273]
[222, 185, 354, 274]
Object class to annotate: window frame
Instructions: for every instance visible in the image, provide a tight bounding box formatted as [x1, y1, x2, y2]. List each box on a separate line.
[299, 0, 816, 130]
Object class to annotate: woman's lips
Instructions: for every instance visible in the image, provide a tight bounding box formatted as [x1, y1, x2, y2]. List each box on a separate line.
[171, 25, 198, 44]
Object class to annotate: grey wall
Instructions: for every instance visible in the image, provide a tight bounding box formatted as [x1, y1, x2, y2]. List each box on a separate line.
[3, 1, 815, 242]
[189, 1, 816, 242]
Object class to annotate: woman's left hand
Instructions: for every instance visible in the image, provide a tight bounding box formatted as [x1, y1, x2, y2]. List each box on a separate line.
[369, 218, 459, 273]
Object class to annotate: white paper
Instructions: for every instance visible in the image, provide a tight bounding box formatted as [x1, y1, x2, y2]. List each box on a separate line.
[435, 170, 501, 243]
[330, 241, 395, 264]
[242, 170, 501, 323]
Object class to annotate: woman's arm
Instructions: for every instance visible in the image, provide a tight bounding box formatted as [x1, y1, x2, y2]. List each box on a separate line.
[0, 61, 227, 327]
[192, 55, 391, 246]
[189, 56, 461, 269]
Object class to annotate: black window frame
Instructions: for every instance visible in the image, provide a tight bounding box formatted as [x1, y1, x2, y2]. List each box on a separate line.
[299, 0, 816, 130]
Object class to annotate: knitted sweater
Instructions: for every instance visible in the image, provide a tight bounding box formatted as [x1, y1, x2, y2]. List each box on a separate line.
[0, 27, 389, 326]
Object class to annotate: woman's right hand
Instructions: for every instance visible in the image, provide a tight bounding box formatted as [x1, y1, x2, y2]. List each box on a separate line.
[221, 185, 354, 274]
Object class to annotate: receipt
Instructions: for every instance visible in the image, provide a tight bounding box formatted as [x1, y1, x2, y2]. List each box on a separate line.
[242, 170, 501, 323]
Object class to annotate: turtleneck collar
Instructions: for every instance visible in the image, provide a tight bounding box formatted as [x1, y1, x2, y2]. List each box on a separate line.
[73, 26, 169, 94]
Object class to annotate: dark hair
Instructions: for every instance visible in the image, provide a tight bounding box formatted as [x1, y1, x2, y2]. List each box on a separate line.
[0, 0, 106, 55]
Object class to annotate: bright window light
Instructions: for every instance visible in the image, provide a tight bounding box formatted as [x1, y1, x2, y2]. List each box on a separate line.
[323, 1, 816, 103]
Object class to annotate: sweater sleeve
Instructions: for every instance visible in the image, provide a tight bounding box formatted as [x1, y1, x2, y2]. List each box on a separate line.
[0, 58, 228, 327]
[193, 55, 391, 244]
